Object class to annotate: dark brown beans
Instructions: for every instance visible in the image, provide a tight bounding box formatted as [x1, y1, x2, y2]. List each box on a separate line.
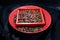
[18, 26, 42, 33]
[14, 9, 42, 23]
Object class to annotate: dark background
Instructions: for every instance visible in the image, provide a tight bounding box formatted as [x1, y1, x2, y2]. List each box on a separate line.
[0, 0, 60, 6]
[0, 0, 60, 40]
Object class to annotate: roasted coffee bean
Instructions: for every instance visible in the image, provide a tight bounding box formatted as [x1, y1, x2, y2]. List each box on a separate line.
[18, 20, 24, 23]
[18, 26, 42, 33]
[14, 14, 17, 23]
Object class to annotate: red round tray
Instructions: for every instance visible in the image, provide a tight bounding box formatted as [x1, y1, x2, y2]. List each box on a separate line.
[9, 5, 52, 34]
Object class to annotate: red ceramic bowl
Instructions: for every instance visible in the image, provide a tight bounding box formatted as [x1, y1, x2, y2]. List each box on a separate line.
[9, 5, 52, 34]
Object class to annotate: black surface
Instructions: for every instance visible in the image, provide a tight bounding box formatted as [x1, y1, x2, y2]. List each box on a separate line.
[0, 0, 60, 40]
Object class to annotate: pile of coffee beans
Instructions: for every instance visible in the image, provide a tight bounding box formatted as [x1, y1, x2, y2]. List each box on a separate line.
[17, 9, 42, 23]
[14, 9, 42, 33]
[18, 26, 42, 33]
